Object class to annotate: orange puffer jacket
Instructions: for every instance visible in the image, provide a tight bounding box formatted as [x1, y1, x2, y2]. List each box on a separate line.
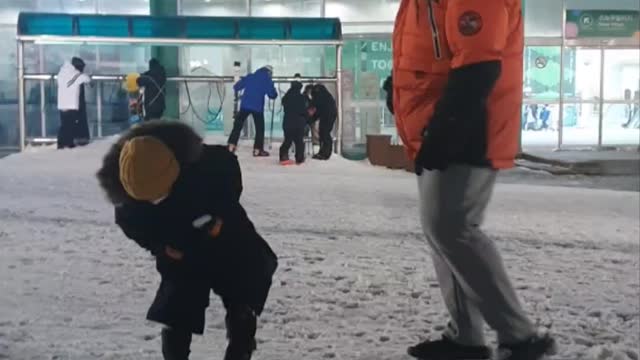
[392, 0, 524, 169]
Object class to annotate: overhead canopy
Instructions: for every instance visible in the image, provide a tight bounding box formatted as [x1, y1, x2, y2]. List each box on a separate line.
[17, 13, 343, 45]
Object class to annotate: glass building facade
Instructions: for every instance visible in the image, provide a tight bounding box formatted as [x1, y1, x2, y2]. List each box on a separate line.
[1, 0, 639, 152]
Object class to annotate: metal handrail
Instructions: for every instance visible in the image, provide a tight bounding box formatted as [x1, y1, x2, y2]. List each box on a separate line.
[23, 74, 338, 83]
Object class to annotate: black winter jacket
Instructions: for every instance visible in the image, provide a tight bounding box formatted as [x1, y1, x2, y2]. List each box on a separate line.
[97, 121, 277, 334]
[310, 84, 337, 121]
[137, 59, 166, 119]
[281, 81, 309, 130]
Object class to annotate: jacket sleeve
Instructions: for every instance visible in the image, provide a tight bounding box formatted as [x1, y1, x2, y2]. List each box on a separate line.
[233, 77, 247, 92]
[79, 73, 91, 85]
[114, 205, 164, 256]
[298, 95, 309, 118]
[266, 79, 278, 100]
[432, 0, 508, 122]
[115, 204, 202, 258]
[136, 71, 152, 88]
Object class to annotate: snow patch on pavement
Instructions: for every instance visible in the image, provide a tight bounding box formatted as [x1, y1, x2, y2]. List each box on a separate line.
[0, 138, 638, 360]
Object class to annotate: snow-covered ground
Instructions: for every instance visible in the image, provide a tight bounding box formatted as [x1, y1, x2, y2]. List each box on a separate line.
[0, 138, 638, 360]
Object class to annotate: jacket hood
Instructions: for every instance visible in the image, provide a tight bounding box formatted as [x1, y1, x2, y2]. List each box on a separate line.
[71, 57, 86, 72]
[289, 81, 303, 92]
[59, 61, 77, 76]
[149, 58, 161, 70]
[254, 67, 272, 77]
[147, 58, 167, 81]
[97, 121, 203, 205]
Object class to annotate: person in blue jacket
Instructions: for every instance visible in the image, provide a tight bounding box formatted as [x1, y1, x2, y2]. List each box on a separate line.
[228, 66, 278, 157]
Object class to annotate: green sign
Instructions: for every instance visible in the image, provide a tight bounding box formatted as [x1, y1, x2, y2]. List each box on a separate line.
[335, 39, 392, 100]
[566, 10, 640, 38]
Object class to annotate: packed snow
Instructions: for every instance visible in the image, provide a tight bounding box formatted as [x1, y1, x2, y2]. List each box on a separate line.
[0, 137, 638, 360]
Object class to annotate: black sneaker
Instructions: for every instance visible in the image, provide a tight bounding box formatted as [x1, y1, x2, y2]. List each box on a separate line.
[253, 149, 270, 157]
[495, 333, 557, 360]
[312, 153, 330, 160]
[408, 336, 491, 360]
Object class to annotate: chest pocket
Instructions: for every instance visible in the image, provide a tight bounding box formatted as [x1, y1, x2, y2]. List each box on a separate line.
[395, 0, 450, 74]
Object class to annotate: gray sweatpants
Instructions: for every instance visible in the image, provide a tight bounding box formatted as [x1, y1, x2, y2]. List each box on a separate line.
[417, 165, 534, 346]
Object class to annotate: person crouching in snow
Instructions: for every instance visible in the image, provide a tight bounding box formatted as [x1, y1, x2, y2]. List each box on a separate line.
[309, 84, 337, 160]
[96, 121, 278, 360]
[279, 74, 309, 165]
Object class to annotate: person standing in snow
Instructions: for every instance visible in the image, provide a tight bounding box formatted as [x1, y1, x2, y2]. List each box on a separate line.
[279, 74, 309, 165]
[309, 84, 337, 160]
[96, 121, 278, 360]
[227, 66, 278, 157]
[390, 1, 556, 359]
[56, 57, 91, 149]
[136, 58, 167, 121]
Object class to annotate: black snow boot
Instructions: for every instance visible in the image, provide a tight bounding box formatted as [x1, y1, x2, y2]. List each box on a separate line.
[495, 333, 557, 360]
[224, 305, 257, 360]
[161, 327, 192, 360]
[407, 336, 491, 360]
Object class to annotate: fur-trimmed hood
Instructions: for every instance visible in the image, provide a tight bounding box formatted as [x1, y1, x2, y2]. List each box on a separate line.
[96, 121, 203, 205]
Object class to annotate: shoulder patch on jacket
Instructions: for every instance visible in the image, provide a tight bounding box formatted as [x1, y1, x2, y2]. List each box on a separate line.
[458, 11, 483, 36]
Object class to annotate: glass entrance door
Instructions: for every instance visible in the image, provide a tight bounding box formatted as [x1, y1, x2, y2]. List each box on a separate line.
[522, 46, 562, 147]
[602, 48, 640, 146]
[561, 47, 602, 147]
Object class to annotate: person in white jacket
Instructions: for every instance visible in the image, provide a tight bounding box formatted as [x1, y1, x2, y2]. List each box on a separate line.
[57, 57, 91, 149]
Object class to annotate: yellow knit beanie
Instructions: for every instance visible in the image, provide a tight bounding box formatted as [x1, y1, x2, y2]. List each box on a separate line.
[119, 136, 180, 202]
[124, 72, 140, 93]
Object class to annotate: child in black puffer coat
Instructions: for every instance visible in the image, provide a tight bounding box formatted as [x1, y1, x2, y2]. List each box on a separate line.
[96, 121, 278, 360]
[279, 75, 310, 165]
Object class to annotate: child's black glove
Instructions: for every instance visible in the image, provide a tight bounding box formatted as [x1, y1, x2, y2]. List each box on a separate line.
[193, 214, 224, 239]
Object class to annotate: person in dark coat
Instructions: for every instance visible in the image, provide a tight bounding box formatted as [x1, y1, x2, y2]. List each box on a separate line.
[279, 75, 309, 165]
[383, 75, 393, 115]
[309, 84, 337, 160]
[227, 66, 278, 157]
[96, 121, 278, 360]
[136, 58, 167, 121]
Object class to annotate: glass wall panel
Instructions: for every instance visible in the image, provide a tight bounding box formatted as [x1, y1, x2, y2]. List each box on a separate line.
[338, 37, 395, 157]
[602, 48, 640, 146]
[180, 0, 248, 16]
[523, 0, 563, 37]
[251, 0, 322, 18]
[561, 48, 601, 147]
[33, 0, 97, 13]
[521, 104, 560, 147]
[342, 23, 394, 35]
[524, 0, 640, 38]
[603, 49, 640, 101]
[179, 45, 250, 138]
[0, 1, 36, 25]
[246, 44, 328, 139]
[325, 0, 399, 23]
[522, 46, 563, 147]
[1, 0, 154, 149]
[565, 0, 640, 11]
[97, 0, 150, 15]
[0, 24, 19, 147]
